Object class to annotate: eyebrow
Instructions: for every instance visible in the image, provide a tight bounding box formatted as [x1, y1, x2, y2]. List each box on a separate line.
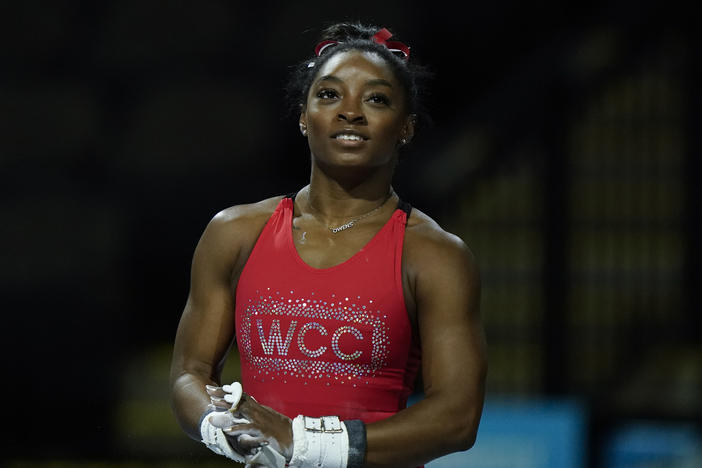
[317, 75, 394, 88]
[365, 78, 394, 88]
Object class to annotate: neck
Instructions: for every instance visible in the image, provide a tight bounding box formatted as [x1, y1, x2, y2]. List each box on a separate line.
[304, 159, 396, 222]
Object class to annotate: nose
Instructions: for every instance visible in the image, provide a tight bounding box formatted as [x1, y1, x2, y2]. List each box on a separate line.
[337, 101, 366, 124]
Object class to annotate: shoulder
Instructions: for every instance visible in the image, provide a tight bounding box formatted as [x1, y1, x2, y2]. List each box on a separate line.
[208, 195, 285, 234]
[194, 195, 286, 263]
[403, 207, 479, 281]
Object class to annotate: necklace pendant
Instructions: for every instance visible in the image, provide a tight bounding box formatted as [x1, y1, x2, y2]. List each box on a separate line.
[324, 190, 393, 234]
[331, 221, 354, 233]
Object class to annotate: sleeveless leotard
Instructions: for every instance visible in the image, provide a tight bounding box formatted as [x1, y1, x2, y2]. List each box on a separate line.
[235, 194, 421, 423]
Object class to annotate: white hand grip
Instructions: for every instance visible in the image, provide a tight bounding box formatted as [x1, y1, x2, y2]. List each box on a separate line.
[222, 381, 243, 408]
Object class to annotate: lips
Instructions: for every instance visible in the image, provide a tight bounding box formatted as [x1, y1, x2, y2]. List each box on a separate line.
[331, 129, 369, 141]
[335, 134, 364, 141]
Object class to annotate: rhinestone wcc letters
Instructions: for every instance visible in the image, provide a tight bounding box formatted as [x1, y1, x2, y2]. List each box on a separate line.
[240, 290, 390, 383]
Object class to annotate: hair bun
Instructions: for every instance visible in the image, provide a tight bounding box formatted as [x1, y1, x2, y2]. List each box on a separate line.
[320, 22, 386, 42]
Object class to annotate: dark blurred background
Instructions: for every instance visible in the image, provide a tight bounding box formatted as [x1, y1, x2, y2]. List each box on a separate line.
[2, 1, 699, 467]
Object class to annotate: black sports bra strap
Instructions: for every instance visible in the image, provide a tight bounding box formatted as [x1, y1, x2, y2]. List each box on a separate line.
[285, 192, 298, 200]
[397, 198, 412, 224]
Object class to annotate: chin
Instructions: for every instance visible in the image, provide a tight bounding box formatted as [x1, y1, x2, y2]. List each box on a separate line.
[313, 149, 395, 169]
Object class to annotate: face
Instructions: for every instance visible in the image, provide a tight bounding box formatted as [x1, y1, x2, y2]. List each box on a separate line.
[299, 50, 414, 169]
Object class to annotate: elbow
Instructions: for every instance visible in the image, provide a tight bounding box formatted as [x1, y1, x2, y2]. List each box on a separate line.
[456, 427, 478, 452]
[443, 407, 481, 453]
[452, 419, 478, 452]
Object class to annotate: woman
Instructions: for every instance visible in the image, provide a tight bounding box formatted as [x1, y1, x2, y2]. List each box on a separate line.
[170, 22, 487, 468]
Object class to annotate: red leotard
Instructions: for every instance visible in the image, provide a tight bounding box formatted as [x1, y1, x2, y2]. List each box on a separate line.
[235, 194, 421, 424]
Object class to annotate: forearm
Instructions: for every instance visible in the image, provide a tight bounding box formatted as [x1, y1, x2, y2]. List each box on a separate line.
[364, 393, 483, 468]
[170, 371, 217, 440]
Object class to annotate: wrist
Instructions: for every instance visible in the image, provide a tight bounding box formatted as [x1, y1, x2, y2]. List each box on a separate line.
[344, 419, 367, 468]
[199, 409, 245, 462]
[288, 415, 366, 468]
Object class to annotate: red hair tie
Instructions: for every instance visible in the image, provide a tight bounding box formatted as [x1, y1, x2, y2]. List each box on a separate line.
[314, 40, 338, 57]
[313, 28, 410, 61]
[372, 28, 410, 60]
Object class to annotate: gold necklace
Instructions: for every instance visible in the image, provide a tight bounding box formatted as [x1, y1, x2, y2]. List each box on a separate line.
[308, 190, 394, 234]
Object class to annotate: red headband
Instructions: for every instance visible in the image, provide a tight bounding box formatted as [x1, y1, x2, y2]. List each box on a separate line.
[314, 28, 410, 61]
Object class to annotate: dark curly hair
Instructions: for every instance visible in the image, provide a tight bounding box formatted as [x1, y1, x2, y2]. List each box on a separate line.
[286, 22, 431, 128]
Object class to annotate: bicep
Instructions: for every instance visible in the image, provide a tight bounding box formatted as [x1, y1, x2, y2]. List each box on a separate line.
[416, 239, 486, 417]
[171, 218, 238, 383]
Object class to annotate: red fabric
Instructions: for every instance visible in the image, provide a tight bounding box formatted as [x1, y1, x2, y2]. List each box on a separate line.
[235, 197, 421, 424]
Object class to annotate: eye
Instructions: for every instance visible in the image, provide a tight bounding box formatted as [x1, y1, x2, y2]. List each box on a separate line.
[366, 93, 390, 106]
[316, 88, 339, 100]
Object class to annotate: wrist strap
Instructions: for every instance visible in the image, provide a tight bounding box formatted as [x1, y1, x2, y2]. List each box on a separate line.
[199, 410, 245, 462]
[344, 419, 366, 468]
[289, 415, 349, 468]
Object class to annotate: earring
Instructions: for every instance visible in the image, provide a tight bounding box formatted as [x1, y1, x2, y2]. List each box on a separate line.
[300, 123, 307, 136]
[400, 138, 408, 145]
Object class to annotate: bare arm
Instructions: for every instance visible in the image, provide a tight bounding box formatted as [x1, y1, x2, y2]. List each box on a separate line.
[169, 210, 241, 440]
[364, 225, 487, 467]
[170, 193, 286, 441]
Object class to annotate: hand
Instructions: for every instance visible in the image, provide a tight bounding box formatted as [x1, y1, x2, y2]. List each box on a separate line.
[206, 382, 245, 412]
[213, 392, 294, 462]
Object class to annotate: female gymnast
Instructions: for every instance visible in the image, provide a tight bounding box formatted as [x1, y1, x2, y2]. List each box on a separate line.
[170, 22, 487, 468]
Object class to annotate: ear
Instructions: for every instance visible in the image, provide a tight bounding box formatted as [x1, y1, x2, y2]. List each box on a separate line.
[299, 110, 308, 137]
[400, 113, 416, 145]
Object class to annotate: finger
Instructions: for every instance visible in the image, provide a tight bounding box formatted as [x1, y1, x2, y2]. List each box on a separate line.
[206, 385, 226, 398]
[227, 436, 257, 458]
[237, 433, 268, 451]
[223, 425, 263, 438]
[210, 396, 231, 410]
[209, 412, 251, 428]
[223, 426, 265, 455]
